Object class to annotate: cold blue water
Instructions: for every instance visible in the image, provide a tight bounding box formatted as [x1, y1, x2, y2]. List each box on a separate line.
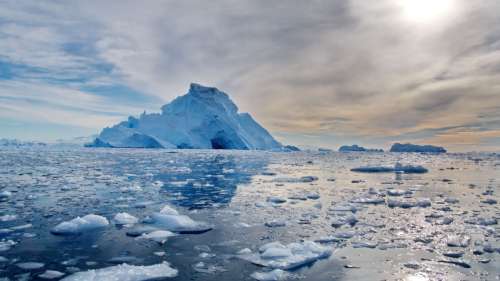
[0, 148, 498, 280]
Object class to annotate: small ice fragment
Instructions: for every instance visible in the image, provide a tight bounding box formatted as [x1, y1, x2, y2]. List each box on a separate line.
[39, 270, 65, 279]
[0, 239, 16, 251]
[267, 197, 286, 204]
[61, 262, 178, 281]
[136, 230, 175, 244]
[151, 213, 212, 234]
[16, 262, 45, 270]
[250, 269, 288, 281]
[51, 214, 109, 235]
[0, 214, 17, 222]
[265, 221, 286, 228]
[240, 241, 332, 270]
[114, 213, 139, 225]
[159, 205, 179, 215]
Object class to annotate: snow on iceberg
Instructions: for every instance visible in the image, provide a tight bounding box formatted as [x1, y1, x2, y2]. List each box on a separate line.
[239, 241, 332, 270]
[51, 214, 109, 235]
[390, 143, 446, 153]
[61, 261, 178, 281]
[87, 83, 282, 150]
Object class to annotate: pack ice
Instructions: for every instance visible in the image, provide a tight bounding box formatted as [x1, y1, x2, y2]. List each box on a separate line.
[87, 83, 282, 150]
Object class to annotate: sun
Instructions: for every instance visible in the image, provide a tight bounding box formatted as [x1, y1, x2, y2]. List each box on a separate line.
[399, 0, 455, 24]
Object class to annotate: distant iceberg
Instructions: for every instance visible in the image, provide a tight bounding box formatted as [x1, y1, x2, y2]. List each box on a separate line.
[390, 143, 446, 153]
[338, 144, 383, 152]
[87, 83, 283, 150]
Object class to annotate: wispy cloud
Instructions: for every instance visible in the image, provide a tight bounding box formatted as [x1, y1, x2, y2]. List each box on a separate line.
[0, 0, 499, 150]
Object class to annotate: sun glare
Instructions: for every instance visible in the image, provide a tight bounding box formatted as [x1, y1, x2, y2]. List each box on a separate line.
[399, 0, 455, 24]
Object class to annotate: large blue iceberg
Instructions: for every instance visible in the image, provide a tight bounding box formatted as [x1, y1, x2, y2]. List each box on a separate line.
[87, 83, 283, 150]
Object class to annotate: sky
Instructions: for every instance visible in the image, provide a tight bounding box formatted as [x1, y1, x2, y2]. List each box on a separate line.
[1, 0, 500, 152]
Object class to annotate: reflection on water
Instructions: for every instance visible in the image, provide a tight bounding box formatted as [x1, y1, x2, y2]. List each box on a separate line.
[158, 154, 268, 209]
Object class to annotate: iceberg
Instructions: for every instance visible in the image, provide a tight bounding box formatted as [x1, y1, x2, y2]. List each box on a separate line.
[87, 83, 282, 150]
[390, 143, 446, 153]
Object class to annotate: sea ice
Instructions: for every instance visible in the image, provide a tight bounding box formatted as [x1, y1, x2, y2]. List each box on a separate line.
[136, 230, 175, 244]
[150, 213, 212, 234]
[39, 270, 65, 279]
[61, 262, 178, 281]
[16, 262, 45, 270]
[239, 241, 331, 270]
[51, 214, 109, 235]
[250, 269, 289, 281]
[114, 213, 139, 225]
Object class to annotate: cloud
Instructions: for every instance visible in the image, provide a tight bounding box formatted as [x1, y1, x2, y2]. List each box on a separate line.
[0, 0, 499, 150]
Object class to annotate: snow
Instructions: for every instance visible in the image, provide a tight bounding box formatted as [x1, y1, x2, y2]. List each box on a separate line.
[239, 241, 332, 270]
[87, 83, 282, 150]
[114, 213, 139, 225]
[61, 262, 178, 281]
[51, 214, 109, 235]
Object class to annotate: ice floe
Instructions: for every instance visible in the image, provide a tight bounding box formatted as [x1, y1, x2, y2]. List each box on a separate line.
[239, 241, 332, 270]
[61, 262, 178, 281]
[51, 214, 109, 235]
[114, 213, 139, 225]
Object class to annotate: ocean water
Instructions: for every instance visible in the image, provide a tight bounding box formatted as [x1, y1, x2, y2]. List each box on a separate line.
[0, 148, 498, 280]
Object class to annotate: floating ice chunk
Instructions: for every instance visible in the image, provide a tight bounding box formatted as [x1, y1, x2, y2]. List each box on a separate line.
[416, 198, 432, 208]
[16, 262, 45, 270]
[314, 236, 343, 243]
[306, 193, 320, 199]
[265, 221, 286, 228]
[446, 235, 470, 247]
[251, 269, 289, 281]
[329, 204, 357, 213]
[350, 197, 385, 205]
[331, 215, 358, 228]
[351, 164, 428, 173]
[387, 199, 415, 209]
[444, 197, 459, 204]
[61, 262, 178, 281]
[136, 230, 175, 244]
[114, 213, 139, 225]
[267, 196, 287, 204]
[126, 225, 159, 237]
[160, 205, 179, 215]
[238, 248, 252, 255]
[333, 231, 356, 239]
[240, 241, 331, 270]
[39, 270, 65, 279]
[387, 189, 408, 196]
[0, 214, 17, 222]
[300, 176, 318, 183]
[51, 214, 109, 235]
[0, 191, 12, 200]
[0, 239, 16, 251]
[151, 213, 212, 234]
[351, 241, 378, 248]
